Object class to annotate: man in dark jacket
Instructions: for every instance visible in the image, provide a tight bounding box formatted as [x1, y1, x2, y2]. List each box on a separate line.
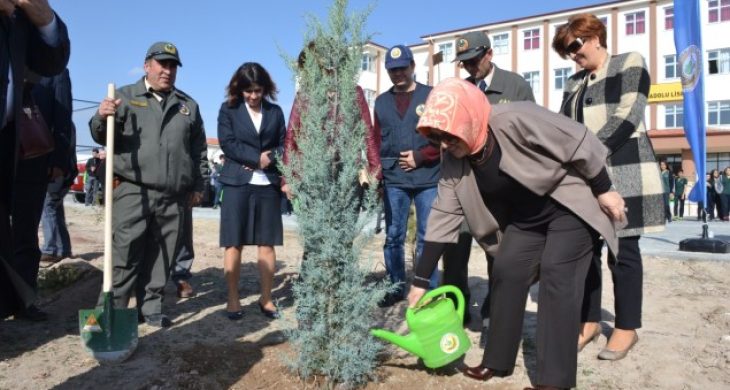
[374, 45, 440, 307]
[38, 69, 77, 267]
[442, 31, 535, 327]
[84, 148, 101, 205]
[0, 0, 71, 320]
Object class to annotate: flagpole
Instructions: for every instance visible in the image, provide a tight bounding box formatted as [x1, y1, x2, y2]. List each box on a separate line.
[675, 0, 729, 253]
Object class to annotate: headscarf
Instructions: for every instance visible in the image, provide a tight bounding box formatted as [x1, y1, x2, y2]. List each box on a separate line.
[416, 78, 491, 155]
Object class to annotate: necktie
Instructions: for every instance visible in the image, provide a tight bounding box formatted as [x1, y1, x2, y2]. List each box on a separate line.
[478, 80, 488, 93]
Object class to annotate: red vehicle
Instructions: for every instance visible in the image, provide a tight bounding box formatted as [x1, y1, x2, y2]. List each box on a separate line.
[69, 154, 91, 203]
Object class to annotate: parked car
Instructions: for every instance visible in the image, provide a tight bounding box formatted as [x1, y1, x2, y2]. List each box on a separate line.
[69, 153, 91, 203]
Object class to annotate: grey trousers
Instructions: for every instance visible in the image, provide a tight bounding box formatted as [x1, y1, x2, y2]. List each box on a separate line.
[171, 206, 194, 283]
[98, 182, 184, 316]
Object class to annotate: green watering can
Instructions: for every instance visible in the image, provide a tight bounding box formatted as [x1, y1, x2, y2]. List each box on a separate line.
[371, 285, 471, 368]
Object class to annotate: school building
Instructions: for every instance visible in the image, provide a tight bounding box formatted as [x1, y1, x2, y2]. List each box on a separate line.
[358, 0, 730, 182]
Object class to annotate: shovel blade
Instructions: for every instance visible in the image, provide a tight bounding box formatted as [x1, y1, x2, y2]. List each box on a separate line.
[79, 293, 138, 364]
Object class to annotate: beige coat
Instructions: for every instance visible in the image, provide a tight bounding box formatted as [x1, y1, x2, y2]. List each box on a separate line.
[424, 102, 625, 256]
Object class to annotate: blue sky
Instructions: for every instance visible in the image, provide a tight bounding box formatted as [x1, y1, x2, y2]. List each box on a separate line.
[52, 0, 606, 148]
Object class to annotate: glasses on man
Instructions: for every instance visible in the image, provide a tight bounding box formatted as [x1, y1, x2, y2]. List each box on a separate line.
[459, 47, 489, 67]
[424, 131, 462, 146]
[565, 37, 585, 55]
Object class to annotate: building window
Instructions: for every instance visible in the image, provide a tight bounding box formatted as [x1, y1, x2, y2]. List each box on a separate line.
[523, 28, 540, 50]
[665, 54, 679, 78]
[665, 104, 684, 128]
[707, 153, 730, 172]
[599, 16, 608, 26]
[438, 42, 454, 63]
[626, 11, 646, 35]
[361, 53, 375, 72]
[708, 48, 730, 74]
[492, 33, 509, 55]
[523, 71, 540, 95]
[554, 67, 572, 90]
[709, 0, 730, 23]
[363, 88, 376, 108]
[708, 100, 730, 126]
[665, 7, 674, 29]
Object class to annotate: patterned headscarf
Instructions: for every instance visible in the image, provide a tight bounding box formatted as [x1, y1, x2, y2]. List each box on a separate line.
[416, 78, 491, 155]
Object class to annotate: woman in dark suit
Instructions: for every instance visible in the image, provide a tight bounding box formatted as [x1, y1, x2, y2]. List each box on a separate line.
[217, 62, 286, 320]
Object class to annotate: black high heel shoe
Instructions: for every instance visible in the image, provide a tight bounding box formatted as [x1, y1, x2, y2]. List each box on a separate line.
[258, 302, 280, 319]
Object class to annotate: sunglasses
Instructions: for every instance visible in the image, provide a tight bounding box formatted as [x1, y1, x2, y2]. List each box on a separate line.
[424, 131, 462, 146]
[565, 37, 585, 55]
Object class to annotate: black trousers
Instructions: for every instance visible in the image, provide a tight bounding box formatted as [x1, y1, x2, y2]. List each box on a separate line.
[0, 123, 20, 318]
[581, 236, 642, 330]
[442, 228, 498, 322]
[442, 231, 474, 312]
[10, 156, 49, 292]
[482, 213, 597, 389]
[673, 197, 685, 218]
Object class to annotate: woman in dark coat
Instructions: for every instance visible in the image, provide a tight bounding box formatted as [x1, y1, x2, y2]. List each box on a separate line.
[217, 63, 286, 320]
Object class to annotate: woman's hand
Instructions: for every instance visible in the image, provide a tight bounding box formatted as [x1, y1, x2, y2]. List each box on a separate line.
[281, 183, 292, 200]
[597, 191, 626, 222]
[260, 150, 272, 169]
[407, 286, 426, 308]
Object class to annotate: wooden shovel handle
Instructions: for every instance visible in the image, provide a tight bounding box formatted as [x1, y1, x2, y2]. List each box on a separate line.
[103, 83, 115, 293]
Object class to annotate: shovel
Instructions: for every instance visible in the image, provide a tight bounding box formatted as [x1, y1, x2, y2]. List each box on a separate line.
[78, 83, 138, 363]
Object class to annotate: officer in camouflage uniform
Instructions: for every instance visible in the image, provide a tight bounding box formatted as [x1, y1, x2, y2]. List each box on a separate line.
[90, 42, 208, 328]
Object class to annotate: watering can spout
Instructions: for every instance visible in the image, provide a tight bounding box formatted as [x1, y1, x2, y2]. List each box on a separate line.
[371, 329, 424, 358]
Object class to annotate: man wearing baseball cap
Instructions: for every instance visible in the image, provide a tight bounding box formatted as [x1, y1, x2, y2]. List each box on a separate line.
[442, 31, 535, 329]
[374, 45, 441, 307]
[89, 41, 208, 328]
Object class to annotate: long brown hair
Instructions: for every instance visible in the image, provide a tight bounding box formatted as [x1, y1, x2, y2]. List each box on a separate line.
[225, 62, 278, 107]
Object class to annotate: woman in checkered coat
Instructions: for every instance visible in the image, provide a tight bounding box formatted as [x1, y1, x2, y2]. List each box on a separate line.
[553, 13, 665, 361]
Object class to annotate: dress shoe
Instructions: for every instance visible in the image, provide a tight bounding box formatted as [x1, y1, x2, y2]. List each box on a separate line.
[578, 324, 602, 352]
[39, 254, 63, 268]
[598, 332, 639, 361]
[176, 280, 195, 298]
[258, 302, 280, 319]
[143, 314, 172, 328]
[462, 365, 511, 381]
[15, 305, 48, 321]
[377, 292, 404, 308]
[226, 310, 243, 321]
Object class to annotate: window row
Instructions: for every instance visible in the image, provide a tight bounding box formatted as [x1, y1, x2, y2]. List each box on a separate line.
[664, 101, 730, 127]
[664, 48, 730, 79]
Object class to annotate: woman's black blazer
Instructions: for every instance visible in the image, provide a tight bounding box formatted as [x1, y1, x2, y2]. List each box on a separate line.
[217, 99, 286, 186]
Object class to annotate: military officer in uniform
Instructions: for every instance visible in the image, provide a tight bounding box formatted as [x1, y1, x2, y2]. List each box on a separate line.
[90, 42, 208, 328]
[442, 31, 535, 328]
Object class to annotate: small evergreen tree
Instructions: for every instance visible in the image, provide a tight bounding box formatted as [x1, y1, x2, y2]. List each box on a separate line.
[280, 0, 392, 387]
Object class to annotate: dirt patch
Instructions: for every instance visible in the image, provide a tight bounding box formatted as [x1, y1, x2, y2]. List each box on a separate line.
[1, 204, 729, 389]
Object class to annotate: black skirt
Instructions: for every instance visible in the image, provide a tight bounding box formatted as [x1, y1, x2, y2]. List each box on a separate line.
[219, 184, 283, 247]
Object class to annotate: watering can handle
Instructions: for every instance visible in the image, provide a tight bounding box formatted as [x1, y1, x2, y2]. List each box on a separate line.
[417, 285, 464, 322]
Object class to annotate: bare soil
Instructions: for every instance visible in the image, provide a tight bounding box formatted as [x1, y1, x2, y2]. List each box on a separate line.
[1, 204, 729, 389]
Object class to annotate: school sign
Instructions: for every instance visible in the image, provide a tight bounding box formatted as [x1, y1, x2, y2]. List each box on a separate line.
[648, 82, 683, 103]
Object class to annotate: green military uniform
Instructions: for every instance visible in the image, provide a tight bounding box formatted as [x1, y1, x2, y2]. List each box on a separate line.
[90, 62, 208, 317]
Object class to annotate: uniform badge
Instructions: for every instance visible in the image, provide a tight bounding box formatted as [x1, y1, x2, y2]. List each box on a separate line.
[457, 38, 469, 52]
[179, 103, 190, 116]
[390, 47, 402, 59]
[415, 104, 425, 116]
[130, 100, 148, 107]
[164, 43, 177, 55]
